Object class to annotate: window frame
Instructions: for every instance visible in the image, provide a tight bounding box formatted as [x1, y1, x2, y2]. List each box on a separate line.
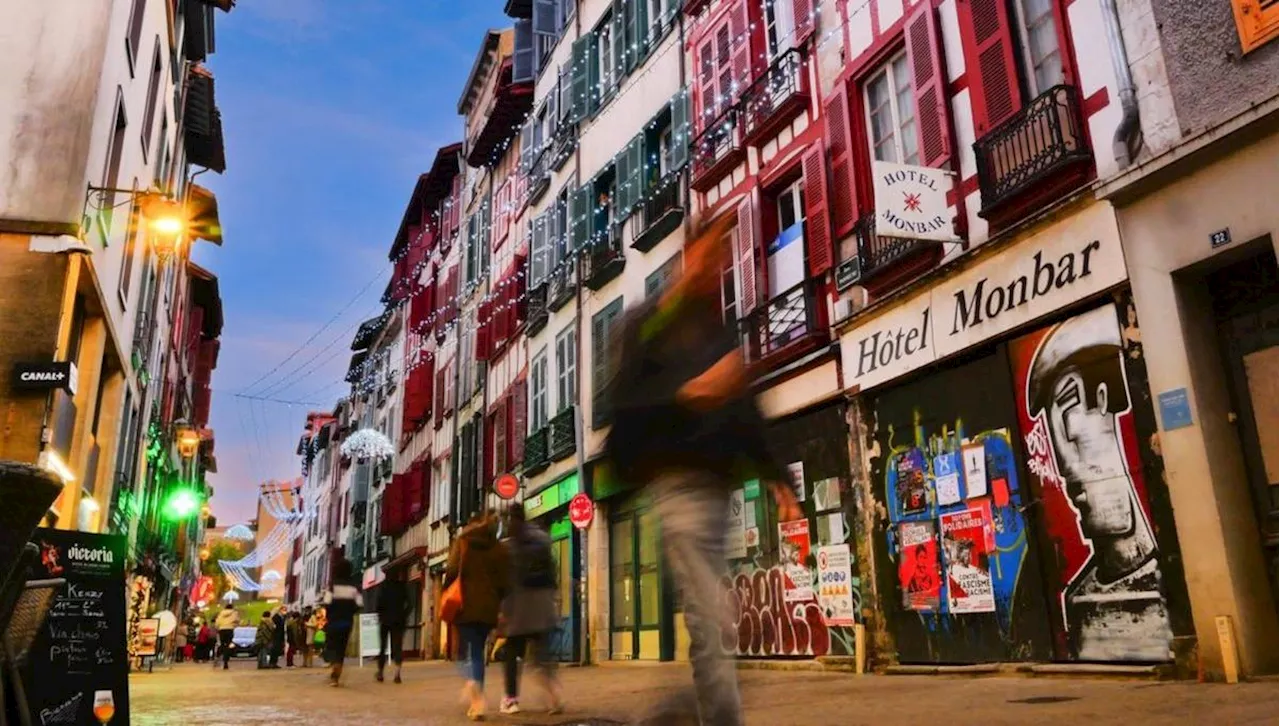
[763, 0, 796, 59]
[862, 51, 920, 167]
[531, 349, 549, 431]
[597, 13, 617, 99]
[1010, 0, 1065, 96]
[554, 325, 577, 414]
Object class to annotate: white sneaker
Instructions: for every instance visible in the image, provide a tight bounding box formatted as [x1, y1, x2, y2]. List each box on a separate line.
[499, 698, 521, 715]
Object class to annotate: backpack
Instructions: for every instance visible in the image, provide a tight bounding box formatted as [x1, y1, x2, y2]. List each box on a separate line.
[513, 530, 557, 590]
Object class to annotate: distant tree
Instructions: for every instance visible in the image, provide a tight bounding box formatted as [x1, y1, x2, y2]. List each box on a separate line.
[202, 540, 246, 601]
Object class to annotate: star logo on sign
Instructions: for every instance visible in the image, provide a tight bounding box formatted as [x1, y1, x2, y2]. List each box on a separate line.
[903, 192, 923, 213]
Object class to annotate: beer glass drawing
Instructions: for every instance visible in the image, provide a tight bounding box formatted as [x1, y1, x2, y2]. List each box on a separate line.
[93, 690, 115, 724]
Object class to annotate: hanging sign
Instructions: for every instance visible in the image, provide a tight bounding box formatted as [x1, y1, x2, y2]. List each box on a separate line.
[816, 544, 857, 626]
[568, 493, 594, 529]
[872, 161, 956, 242]
[494, 473, 520, 500]
[11, 361, 77, 395]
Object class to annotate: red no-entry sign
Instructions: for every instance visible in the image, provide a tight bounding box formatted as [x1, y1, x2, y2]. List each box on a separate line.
[494, 473, 520, 500]
[568, 493, 594, 529]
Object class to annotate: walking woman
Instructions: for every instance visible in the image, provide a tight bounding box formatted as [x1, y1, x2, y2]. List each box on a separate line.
[322, 558, 363, 686]
[303, 606, 319, 668]
[444, 512, 509, 721]
[499, 504, 563, 716]
[214, 603, 240, 670]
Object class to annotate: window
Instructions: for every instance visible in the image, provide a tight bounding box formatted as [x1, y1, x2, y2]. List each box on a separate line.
[154, 112, 169, 188]
[1011, 0, 1064, 95]
[598, 16, 616, 97]
[776, 177, 806, 233]
[720, 257, 738, 324]
[658, 126, 673, 178]
[591, 297, 624, 428]
[126, 0, 147, 71]
[101, 89, 129, 238]
[763, 0, 796, 58]
[531, 350, 549, 431]
[591, 167, 617, 239]
[1232, 0, 1279, 53]
[864, 53, 919, 166]
[644, 253, 682, 298]
[649, 0, 670, 41]
[141, 39, 163, 157]
[555, 326, 576, 413]
[119, 177, 142, 306]
[492, 398, 508, 477]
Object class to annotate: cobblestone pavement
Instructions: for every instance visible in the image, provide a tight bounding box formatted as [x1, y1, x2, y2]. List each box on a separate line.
[130, 659, 1276, 725]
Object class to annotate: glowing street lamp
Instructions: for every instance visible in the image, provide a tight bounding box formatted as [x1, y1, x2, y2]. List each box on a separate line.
[175, 419, 201, 460]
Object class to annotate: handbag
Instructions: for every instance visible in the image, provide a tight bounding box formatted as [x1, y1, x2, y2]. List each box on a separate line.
[440, 540, 467, 624]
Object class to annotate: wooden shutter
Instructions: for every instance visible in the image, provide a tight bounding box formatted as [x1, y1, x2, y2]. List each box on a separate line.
[570, 183, 592, 251]
[729, 2, 753, 100]
[514, 19, 535, 83]
[533, 0, 558, 35]
[612, 1, 627, 82]
[571, 35, 592, 122]
[615, 146, 632, 214]
[802, 144, 833, 277]
[483, 411, 496, 485]
[511, 377, 528, 464]
[558, 63, 574, 125]
[434, 367, 446, 428]
[477, 299, 493, 361]
[531, 214, 548, 282]
[735, 194, 761, 311]
[955, 0, 1022, 136]
[906, 2, 952, 169]
[697, 37, 717, 130]
[670, 89, 690, 170]
[628, 133, 646, 216]
[420, 461, 432, 517]
[406, 463, 424, 522]
[793, 0, 814, 43]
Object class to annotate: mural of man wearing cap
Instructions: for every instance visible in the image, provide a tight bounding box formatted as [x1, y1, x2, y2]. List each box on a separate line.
[1027, 305, 1172, 661]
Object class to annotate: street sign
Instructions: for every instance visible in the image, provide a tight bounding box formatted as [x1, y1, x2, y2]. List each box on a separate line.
[494, 473, 520, 500]
[568, 493, 594, 529]
[11, 361, 77, 395]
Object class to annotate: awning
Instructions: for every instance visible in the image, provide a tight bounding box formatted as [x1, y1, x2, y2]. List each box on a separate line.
[186, 262, 223, 337]
[187, 184, 222, 245]
[184, 66, 227, 173]
[345, 351, 369, 383]
[386, 546, 427, 572]
[351, 314, 387, 351]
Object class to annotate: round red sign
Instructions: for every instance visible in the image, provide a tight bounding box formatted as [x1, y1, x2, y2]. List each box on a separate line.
[568, 493, 594, 529]
[494, 473, 520, 500]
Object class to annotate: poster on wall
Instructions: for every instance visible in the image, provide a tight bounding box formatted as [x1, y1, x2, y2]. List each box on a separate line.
[27, 528, 130, 726]
[961, 442, 988, 498]
[819, 513, 847, 546]
[940, 507, 997, 614]
[778, 520, 813, 602]
[1009, 302, 1173, 662]
[898, 450, 929, 514]
[813, 478, 842, 511]
[135, 618, 160, 657]
[933, 452, 962, 506]
[726, 489, 748, 559]
[897, 521, 941, 611]
[787, 461, 807, 502]
[816, 545, 857, 626]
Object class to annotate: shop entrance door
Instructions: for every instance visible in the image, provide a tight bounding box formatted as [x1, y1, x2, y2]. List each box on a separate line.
[1209, 250, 1279, 605]
[609, 501, 671, 660]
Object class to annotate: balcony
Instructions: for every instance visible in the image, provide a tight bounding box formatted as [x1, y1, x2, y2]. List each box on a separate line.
[631, 174, 683, 252]
[742, 48, 809, 146]
[131, 311, 153, 377]
[690, 109, 746, 192]
[974, 84, 1092, 222]
[549, 127, 576, 172]
[525, 281, 550, 336]
[527, 151, 551, 205]
[549, 406, 576, 461]
[583, 225, 626, 291]
[683, 0, 712, 15]
[838, 212, 939, 290]
[548, 256, 577, 312]
[740, 280, 827, 365]
[524, 427, 549, 474]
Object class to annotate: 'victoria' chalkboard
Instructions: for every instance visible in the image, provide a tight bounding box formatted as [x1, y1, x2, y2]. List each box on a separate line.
[25, 528, 130, 725]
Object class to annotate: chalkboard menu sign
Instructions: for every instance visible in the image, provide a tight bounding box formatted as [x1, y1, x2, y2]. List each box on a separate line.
[25, 528, 129, 726]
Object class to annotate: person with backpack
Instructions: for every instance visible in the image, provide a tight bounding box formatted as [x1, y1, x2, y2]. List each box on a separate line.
[604, 214, 801, 726]
[444, 511, 510, 721]
[498, 504, 563, 716]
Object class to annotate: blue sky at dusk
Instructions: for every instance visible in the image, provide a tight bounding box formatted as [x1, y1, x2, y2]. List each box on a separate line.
[194, 0, 505, 526]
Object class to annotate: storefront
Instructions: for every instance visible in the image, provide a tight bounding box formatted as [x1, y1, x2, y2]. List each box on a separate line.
[841, 201, 1195, 666]
[523, 472, 583, 662]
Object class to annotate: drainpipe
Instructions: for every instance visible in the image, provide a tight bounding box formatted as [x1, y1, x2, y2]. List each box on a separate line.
[571, 1, 590, 670]
[1100, 0, 1142, 168]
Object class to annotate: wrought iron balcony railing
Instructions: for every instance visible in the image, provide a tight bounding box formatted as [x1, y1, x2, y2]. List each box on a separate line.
[549, 127, 576, 172]
[131, 311, 153, 374]
[548, 255, 577, 312]
[739, 279, 825, 364]
[742, 48, 808, 145]
[690, 109, 745, 192]
[549, 406, 576, 461]
[527, 151, 551, 205]
[974, 84, 1092, 217]
[838, 212, 936, 287]
[583, 224, 626, 291]
[524, 426, 550, 474]
[631, 173, 683, 252]
[525, 281, 550, 336]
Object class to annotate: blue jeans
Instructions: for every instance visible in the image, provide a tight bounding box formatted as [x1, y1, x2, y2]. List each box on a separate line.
[649, 470, 743, 726]
[456, 623, 492, 684]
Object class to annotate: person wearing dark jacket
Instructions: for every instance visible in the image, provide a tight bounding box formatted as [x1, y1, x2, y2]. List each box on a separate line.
[375, 572, 410, 684]
[604, 214, 801, 726]
[498, 504, 563, 716]
[323, 558, 364, 687]
[270, 607, 286, 668]
[445, 512, 510, 721]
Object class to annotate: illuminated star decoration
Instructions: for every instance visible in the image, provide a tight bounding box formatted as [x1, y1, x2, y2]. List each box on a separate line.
[903, 192, 923, 213]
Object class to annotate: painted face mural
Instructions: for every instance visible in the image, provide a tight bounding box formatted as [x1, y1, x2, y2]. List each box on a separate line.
[1014, 304, 1172, 662]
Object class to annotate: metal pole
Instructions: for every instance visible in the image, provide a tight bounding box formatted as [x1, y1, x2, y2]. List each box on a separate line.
[569, 1, 589, 668]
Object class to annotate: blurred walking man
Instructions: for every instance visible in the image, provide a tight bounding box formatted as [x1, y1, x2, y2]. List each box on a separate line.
[604, 215, 801, 726]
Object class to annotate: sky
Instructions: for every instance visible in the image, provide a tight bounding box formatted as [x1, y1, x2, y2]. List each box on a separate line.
[195, 0, 505, 527]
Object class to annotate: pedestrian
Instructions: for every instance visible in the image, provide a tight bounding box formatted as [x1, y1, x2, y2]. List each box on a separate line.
[498, 503, 563, 716]
[303, 606, 319, 668]
[444, 511, 510, 721]
[174, 625, 188, 663]
[322, 559, 363, 687]
[375, 571, 409, 684]
[255, 611, 274, 670]
[270, 606, 287, 668]
[314, 606, 329, 665]
[286, 611, 305, 668]
[604, 214, 802, 726]
[199, 621, 216, 663]
[215, 603, 240, 671]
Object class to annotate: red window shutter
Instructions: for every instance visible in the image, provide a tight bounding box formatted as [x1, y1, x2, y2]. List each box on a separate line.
[793, 0, 814, 43]
[381, 475, 398, 534]
[513, 257, 527, 327]
[511, 377, 527, 464]
[420, 462, 432, 516]
[801, 144, 833, 277]
[434, 367, 446, 428]
[698, 38, 718, 129]
[955, 0, 1022, 136]
[728, 3, 752, 100]
[476, 300, 492, 361]
[503, 392, 516, 472]
[824, 84, 861, 238]
[406, 463, 424, 522]
[735, 193, 761, 310]
[906, 2, 953, 169]
[420, 355, 435, 423]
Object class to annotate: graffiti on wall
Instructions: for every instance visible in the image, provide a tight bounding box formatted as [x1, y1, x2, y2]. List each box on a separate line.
[1011, 304, 1172, 662]
[719, 566, 833, 657]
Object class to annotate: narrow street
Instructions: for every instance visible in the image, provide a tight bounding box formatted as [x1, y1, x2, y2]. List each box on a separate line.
[130, 661, 1277, 725]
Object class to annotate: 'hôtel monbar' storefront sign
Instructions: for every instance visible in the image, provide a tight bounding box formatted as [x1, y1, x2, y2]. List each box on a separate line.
[840, 202, 1127, 393]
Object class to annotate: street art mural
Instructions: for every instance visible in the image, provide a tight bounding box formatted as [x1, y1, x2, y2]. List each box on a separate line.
[1011, 304, 1173, 662]
[720, 565, 834, 657]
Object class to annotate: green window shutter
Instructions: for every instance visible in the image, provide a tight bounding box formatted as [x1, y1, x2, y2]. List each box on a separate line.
[558, 62, 574, 126]
[629, 0, 648, 69]
[614, 147, 631, 214]
[629, 133, 646, 212]
[530, 217, 547, 283]
[571, 36, 590, 122]
[611, 5, 626, 88]
[569, 184, 592, 251]
[670, 89, 690, 171]
[587, 32, 600, 115]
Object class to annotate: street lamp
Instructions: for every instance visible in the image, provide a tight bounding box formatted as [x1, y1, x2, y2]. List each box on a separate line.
[175, 419, 201, 460]
[84, 186, 189, 258]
